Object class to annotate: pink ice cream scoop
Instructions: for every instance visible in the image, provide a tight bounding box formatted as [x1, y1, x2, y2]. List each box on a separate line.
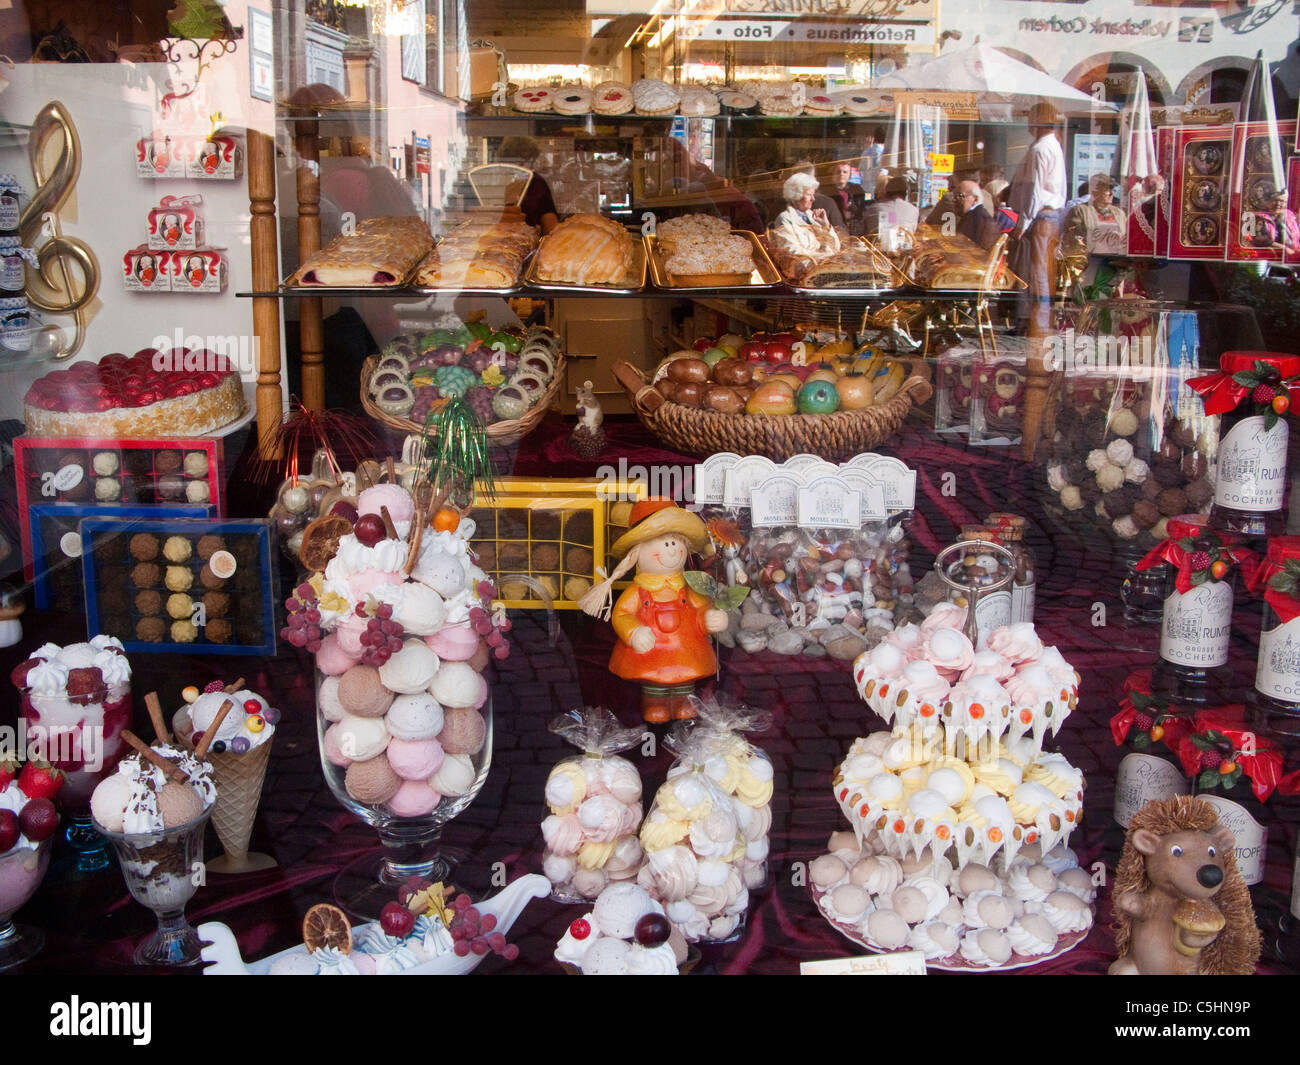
[424, 622, 480, 661]
[322, 723, 354, 767]
[358, 484, 415, 528]
[347, 568, 405, 604]
[386, 737, 445, 780]
[541, 813, 585, 856]
[388, 780, 440, 817]
[317, 633, 361, 676]
[335, 617, 370, 658]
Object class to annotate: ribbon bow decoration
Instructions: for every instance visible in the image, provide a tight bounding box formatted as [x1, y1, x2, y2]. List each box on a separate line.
[1137, 529, 1256, 595]
[1187, 359, 1300, 417]
[1175, 706, 1286, 802]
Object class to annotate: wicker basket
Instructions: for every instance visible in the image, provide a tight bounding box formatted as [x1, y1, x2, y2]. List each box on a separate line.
[360, 352, 566, 447]
[613, 361, 932, 462]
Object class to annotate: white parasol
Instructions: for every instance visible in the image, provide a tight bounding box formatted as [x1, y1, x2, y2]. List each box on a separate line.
[873, 40, 1117, 115]
[1120, 68, 1162, 243]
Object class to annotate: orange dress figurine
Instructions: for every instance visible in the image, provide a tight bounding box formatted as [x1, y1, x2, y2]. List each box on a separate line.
[578, 499, 728, 722]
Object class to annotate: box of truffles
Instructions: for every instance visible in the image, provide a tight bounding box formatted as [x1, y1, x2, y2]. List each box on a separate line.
[28, 504, 212, 609]
[15, 438, 224, 574]
[80, 518, 275, 654]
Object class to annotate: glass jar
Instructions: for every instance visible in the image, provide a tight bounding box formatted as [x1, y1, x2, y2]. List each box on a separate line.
[1252, 536, 1300, 712]
[1110, 671, 1192, 837]
[945, 527, 1013, 635]
[0, 175, 21, 235]
[1149, 516, 1239, 706]
[986, 513, 1035, 623]
[1200, 352, 1300, 540]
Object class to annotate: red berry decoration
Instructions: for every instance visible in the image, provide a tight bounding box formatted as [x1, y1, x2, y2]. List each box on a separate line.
[1219, 759, 1237, 776]
[203, 680, 225, 693]
[634, 912, 671, 947]
[16, 762, 64, 801]
[1200, 748, 1224, 771]
[380, 901, 416, 939]
[243, 699, 261, 714]
[0, 809, 17, 854]
[1273, 394, 1290, 415]
[569, 917, 591, 940]
[1189, 550, 1212, 572]
[1210, 559, 1229, 581]
[1253, 383, 1277, 406]
[18, 798, 59, 843]
[1132, 712, 1154, 731]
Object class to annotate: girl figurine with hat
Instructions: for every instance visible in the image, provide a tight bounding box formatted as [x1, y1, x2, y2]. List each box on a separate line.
[578, 498, 728, 723]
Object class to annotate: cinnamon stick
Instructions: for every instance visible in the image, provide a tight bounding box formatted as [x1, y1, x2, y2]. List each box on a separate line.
[122, 730, 187, 784]
[379, 505, 399, 540]
[386, 456, 396, 484]
[193, 700, 234, 759]
[223, 677, 245, 694]
[144, 692, 171, 745]
[404, 503, 426, 576]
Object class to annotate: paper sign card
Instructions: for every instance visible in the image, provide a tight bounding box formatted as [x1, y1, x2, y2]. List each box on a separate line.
[723, 455, 777, 508]
[800, 952, 927, 975]
[798, 475, 861, 529]
[694, 452, 741, 506]
[750, 473, 802, 527]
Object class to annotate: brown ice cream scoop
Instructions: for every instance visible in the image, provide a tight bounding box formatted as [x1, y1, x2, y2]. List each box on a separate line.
[1172, 897, 1226, 956]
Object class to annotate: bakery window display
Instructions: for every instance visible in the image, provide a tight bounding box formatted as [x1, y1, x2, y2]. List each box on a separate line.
[809, 607, 1094, 968]
[644, 213, 780, 290]
[22, 349, 247, 439]
[526, 213, 642, 290]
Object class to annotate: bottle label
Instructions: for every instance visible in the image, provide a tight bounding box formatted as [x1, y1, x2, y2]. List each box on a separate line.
[0, 251, 22, 292]
[1257, 615, 1300, 703]
[1214, 415, 1288, 513]
[1113, 752, 1190, 828]
[973, 589, 1011, 636]
[0, 192, 18, 232]
[1012, 580, 1035, 624]
[1159, 581, 1233, 668]
[1197, 795, 1267, 886]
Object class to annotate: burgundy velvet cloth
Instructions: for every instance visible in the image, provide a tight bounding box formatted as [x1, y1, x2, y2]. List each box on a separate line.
[3, 415, 1295, 974]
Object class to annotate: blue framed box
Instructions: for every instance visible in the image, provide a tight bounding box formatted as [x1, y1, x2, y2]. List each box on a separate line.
[29, 503, 212, 610]
[81, 517, 276, 655]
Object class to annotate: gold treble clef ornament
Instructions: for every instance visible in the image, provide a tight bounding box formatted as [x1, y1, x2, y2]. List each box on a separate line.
[18, 100, 100, 359]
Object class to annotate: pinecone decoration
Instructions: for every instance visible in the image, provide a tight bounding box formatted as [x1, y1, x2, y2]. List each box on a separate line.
[569, 381, 606, 460]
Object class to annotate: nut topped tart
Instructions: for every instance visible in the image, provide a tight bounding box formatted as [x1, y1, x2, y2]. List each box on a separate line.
[24, 348, 246, 438]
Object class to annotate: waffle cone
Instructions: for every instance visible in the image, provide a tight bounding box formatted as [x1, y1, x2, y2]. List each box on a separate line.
[173, 707, 272, 863]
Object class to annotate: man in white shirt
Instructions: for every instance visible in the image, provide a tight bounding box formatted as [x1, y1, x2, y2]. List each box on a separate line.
[1008, 102, 1066, 334]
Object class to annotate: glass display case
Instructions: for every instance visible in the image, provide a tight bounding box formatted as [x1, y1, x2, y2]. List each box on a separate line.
[0, 0, 1296, 994]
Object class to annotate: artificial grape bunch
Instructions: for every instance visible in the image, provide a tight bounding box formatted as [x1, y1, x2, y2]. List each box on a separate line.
[360, 602, 406, 667]
[281, 581, 324, 653]
[470, 580, 513, 662]
[446, 892, 518, 960]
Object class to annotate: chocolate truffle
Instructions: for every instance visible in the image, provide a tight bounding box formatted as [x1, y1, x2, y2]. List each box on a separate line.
[474, 544, 496, 571]
[95, 477, 121, 502]
[1170, 423, 1197, 449]
[1152, 462, 1183, 487]
[1141, 477, 1163, 502]
[92, 451, 119, 476]
[183, 452, 208, 478]
[531, 543, 559, 571]
[498, 542, 528, 568]
[124, 449, 153, 475]
[1181, 451, 1209, 480]
[196, 534, 226, 560]
[205, 619, 232, 643]
[564, 510, 594, 541]
[129, 533, 160, 561]
[1132, 500, 1160, 529]
[157, 474, 185, 501]
[170, 619, 198, 643]
[134, 589, 163, 615]
[201, 591, 230, 618]
[1079, 480, 1103, 504]
[154, 450, 182, 474]
[98, 584, 129, 615]
[185, 480, 210, 504]
[60, 478, 90, 502]
[1102, 489, 1135, 518]
[136, 616, 166, 642]
[166, 592, 194, 619]
[162, 536, 192, 563]
[131, 562, 161, 588]
[1156, 488, 1188, 516]
[1063, 458, 1088, 485]
[565, 546, 593, 574]
[164, 566, 194, 593]
[199, 564, 226, 590]
[1185, 479, 1214, 509]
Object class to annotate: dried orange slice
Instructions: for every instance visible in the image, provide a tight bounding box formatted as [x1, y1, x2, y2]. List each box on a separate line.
[302, 902, 352, 954]
[298, 514, 354, 572]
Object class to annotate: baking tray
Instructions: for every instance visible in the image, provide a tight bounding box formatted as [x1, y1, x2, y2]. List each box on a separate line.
[644, 229, 781, 291]
[523, 237, 646, 294]
[787, 237, 908, 296]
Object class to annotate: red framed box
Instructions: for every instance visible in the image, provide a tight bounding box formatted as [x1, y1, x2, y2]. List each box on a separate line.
[15, 436, 225, 578]
[1226, 120, 1297, 262]
[1168, 126, 1233, 261]
[170, 248, 228, 293]
[1286, 157, 1300, 267]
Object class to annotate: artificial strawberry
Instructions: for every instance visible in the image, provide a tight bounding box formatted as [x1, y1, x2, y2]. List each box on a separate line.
[17, 761, 65, 800]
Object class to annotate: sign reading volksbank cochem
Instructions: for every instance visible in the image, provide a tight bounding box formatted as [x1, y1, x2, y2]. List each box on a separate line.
[675, 17, 934, 44]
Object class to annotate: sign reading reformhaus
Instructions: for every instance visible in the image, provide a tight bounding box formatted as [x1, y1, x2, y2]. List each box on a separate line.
[675, 17, 934, 44]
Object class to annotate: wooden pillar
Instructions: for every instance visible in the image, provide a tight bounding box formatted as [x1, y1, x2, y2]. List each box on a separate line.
[247, 129, 284, 460]
[295, 115, 325, 413]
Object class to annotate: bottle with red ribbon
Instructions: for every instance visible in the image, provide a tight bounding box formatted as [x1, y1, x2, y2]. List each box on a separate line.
[1188, 351, 1300, 540]
[1108, 669, 1194, 848]
[1138, 514, 1252, 705]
